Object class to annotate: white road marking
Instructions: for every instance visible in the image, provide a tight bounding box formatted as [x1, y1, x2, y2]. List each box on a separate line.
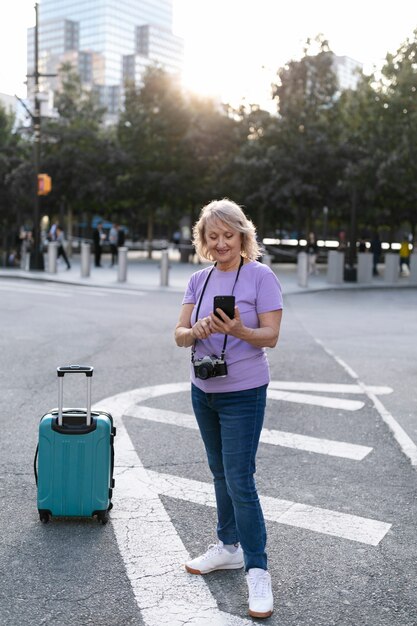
[0, 281, 145, 298]
[269, 381, 393, 395]
[126, 405, 373, 460]
[94, 389, 252, 626]
[267, 388, 364, 411]
[83, 287, 145, 296]
[93, 382, 392, 624]
[145, 469, 391, 547]
[315, 339, 417, 468]
[0, 282, 71, 298]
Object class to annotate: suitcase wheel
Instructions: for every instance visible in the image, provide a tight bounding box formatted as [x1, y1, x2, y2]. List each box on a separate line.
[39, 512, 50, 524]
[96, 511, 109, 525]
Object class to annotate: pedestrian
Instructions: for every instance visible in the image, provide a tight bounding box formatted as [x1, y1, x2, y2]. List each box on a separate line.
[56, 225, 71, 270]
[47, 221, 58, 242]
[117, 225, 125, 248]
[109, 223, 119, 266]
[174, 198, 283, 619]
[93, 221, 105, 267]
[306, 232, 318, 275]
[399, 234, 411, 276]
[370, 232, 382, 276]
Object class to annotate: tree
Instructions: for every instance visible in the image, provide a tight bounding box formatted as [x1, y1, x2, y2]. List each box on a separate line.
[0, 103, 31, 259]
[269, 36, 347, 237]
[41, 64, 118, 237]
[179, 95, 243, 230]
[375, 29, 417, 238]
[118, 67, 191, 255]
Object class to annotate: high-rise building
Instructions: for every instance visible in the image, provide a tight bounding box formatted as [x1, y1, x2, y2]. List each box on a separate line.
[332, 55, 363, 91]
[27, 0, 183, 119]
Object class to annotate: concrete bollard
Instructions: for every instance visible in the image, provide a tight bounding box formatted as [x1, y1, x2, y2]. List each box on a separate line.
[160, 249, 169, 286]
[47, 241, 59, 273]
[297, 252, 308, 287]
[20, 247, 30, 270]
[80, 242, 91, 278]
[357, 253, 373, 284]
[327, 250, 344, 284]
[384, 253, 399, 283]
[117, 246, 128, 282]
[409, 253, 417, 285]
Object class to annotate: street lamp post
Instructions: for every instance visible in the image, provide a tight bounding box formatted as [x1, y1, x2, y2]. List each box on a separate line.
[344, 182, 358, 282]
[322, 205, 328, 242]
[23, 3, 56, 270]
[31, 4, 43, 270]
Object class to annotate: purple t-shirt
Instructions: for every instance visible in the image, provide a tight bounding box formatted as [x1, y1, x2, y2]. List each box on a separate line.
[182, 260, 283, 392]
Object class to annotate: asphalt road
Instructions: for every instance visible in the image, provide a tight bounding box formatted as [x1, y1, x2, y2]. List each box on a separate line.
[0, 279, 416, 625]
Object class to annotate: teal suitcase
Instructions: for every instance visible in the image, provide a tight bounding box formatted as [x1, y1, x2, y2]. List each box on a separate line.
[35, 365, 115, 524]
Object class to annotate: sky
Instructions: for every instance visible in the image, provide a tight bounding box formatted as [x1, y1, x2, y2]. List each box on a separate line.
[1, 0, 416, 110]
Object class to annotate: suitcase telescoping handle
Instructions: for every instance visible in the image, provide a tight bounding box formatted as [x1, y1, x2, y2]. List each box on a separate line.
[57, 365, 94, 427]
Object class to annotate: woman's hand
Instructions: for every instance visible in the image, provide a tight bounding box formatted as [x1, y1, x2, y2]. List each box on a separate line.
[191, 316, 213, 341]
[209, 307, 283, 348]
[209, 306, 243, 337]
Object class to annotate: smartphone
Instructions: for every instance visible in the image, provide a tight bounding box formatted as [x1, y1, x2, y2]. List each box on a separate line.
[213, 295, 235, 319]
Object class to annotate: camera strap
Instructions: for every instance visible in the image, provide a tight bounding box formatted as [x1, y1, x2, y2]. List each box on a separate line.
[191, 256, 244, 363]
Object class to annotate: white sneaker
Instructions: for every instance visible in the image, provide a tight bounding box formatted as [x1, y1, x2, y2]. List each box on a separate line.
[185, 541, 244, 575]
[246, 568, 274, 618]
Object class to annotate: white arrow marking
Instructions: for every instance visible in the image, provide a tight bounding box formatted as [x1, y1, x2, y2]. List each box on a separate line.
[269, 381, 393, 395]
[315, 339, 417, 468]
[126, 406, 373, 461]
[145, 469, 391, 547]
[267, 388, 364, 411]
[93, 382, 392, 625]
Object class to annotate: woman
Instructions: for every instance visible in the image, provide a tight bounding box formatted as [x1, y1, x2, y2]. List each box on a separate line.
[174, 199, 283, 619]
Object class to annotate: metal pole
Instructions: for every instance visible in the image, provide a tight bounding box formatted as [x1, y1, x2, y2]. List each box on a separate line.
[160, 249, 169, 286]
[31, 3, 44, 271]
[47, 241, 58, 273]
[80, 242, 91, 277]
[117, 247, 128, 282]
[297, 251, 308, 288]
[345, 183, 357, 282]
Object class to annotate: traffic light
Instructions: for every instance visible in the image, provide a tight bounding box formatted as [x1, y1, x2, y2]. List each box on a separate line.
[38, 173, 52, 195]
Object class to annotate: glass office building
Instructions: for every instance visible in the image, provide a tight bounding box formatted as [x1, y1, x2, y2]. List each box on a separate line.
[27, 0, 183, 117]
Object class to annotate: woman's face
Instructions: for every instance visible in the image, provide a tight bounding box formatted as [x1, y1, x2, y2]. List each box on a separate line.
[205, 219, 242, 268]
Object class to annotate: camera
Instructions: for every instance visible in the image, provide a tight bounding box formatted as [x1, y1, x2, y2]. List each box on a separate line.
[193, 355, 228, 380]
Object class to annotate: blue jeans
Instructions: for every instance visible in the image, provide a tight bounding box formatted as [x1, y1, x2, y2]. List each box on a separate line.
[191, 383, 268, 571]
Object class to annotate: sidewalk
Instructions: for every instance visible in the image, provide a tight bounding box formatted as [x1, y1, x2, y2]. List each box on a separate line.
[0, 248, 415, 295]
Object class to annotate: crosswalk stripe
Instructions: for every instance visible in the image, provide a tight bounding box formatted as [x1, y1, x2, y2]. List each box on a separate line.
[269, 381, 393, 395]
[126, 406, 373, 460]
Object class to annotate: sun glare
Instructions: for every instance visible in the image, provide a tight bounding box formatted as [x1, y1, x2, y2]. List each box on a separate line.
[173, 0, 416, 109]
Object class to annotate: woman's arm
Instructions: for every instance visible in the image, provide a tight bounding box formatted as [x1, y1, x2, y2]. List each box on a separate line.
[174, 303, 213, 347]
[209, 308, 283, 349]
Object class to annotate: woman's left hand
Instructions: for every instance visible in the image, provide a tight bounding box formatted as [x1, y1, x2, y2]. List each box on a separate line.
[209, 306, 244, 338]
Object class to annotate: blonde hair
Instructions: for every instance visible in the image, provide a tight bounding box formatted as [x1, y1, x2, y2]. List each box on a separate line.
[192, 199, 263, 262]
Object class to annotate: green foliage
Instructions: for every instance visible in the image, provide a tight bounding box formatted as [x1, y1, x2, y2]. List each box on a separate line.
[261, 36, 345, 236]
[41, 64, 119, 229]
[0, 103, 31, 242]
[1, 29, 417, 249]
